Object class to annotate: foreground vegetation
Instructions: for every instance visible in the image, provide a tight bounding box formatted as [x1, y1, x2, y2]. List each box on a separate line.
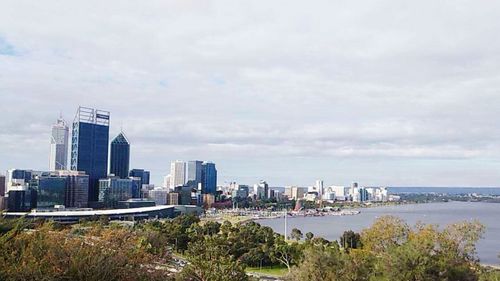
[0, 215, 498, 281]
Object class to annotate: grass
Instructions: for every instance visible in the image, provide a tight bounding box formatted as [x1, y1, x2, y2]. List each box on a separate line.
[246, 265, 289, 277]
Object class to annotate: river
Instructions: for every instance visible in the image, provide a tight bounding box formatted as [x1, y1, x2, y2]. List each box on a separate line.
[258, 201, 500, 265]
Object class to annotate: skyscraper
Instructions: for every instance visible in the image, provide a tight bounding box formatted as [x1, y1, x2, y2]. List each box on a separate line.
[110, 132, 130, 179]
[49, 116, 69, 171]
[129, 169, 150, 186]
[201, 162, 217, 194]
[70, 107, 110, 202]
[186, 160, 203, 186]
[170, 161, 186, 188]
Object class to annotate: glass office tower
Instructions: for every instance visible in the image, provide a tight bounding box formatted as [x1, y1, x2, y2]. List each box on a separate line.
[186, 160, 203, 186]
[70, 107, 110, 202]
[201, 162, 217, 195]
[110, 132, 130, 179]
[129, 169, 150, 186]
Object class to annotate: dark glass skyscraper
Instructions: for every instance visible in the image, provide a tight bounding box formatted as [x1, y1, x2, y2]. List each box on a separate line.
[201, 162, 217, 195]
[129, 169, 150, 186]
[110, 132, 130, 179]
[70, 107, 110, 202]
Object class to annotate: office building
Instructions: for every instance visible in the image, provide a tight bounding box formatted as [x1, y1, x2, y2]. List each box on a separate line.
[163, 174, 171, 190]
[170, 161, 186, 188]
[148, 188, 169, 205]
[61, 170, 89, 208]
[202, 193, 215, 208]
[71, 107, 110, 202]
[98, 177, 134, 208]
[231, 184, 249, 199]
[201, 162, 217, 194]
[167, 192, 179, 205]
[186, 160, 203, 186]
[0, 174, 5, 196]
[129, 169, 150, 186]
[49, 116, 69, 171]
[110, 132, 130, 179]
[290, 186, 306, 200]
[315, 180, 324, 198]
[7, 188, 37, 212]
[253, 180, 268, 200]
[33, 175, 67, 208]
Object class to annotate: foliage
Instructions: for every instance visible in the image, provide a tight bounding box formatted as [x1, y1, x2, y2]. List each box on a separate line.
[339, 230, 362, 251]
[0, 219, 171, 281]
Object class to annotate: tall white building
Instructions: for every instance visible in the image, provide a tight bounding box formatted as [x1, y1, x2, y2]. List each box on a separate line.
[315, 180, 324, 197]
[163, 174, 172, 190]
[170, 161, 186, 188]
[49, 116, 69, 171]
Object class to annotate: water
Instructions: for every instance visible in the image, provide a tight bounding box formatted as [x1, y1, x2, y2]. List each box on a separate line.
[258, 202, 500, 265]
[388, 187, 500, 195]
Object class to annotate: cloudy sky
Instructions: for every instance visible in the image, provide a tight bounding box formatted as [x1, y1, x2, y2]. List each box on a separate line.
[1, 1, 500, 187]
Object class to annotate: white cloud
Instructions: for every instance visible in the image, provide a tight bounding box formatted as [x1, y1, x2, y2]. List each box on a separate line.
[1, 0, 500, 186]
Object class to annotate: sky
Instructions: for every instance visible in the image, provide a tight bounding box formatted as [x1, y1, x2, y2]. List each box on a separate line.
[1, 0, 500, 187]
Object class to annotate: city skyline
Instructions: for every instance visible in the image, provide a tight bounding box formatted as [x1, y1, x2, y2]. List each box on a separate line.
[2, 2, 500, 187]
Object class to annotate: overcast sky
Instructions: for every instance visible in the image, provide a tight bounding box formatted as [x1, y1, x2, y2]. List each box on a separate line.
[1, 1, 500, 187]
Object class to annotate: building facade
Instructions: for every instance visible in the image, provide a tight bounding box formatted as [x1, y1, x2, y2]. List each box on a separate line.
[186, 160, 203, 186]
[201, 162, 217, 194]
[49, 117, 69, 171]
[71, 107, 110, 202]
[170, 161, 186, 188]
[110, 132, 130, 179]
[129, 169, 150, 186]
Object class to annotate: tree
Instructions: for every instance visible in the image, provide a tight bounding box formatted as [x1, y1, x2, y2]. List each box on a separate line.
[178, 236, 248, 281]
[290, 228, 303, 241]
[305, 232, 314, 242]
[339, 230, 362, 251]
[271, 235, 303, 273]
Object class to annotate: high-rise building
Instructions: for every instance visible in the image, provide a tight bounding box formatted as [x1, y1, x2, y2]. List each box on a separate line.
[315, 180, 324, 198]
[71, 107, 110, 202]
[129, 169, 150, 186]
[110, 132, 130, 179]
[201, 162, 217, 194]
[186, 160, 203, 186]
[49, 116, 69, 171]
[163, 174, 171, 189]
[0, 174, 5, 197]
[170, 161, 186, 188]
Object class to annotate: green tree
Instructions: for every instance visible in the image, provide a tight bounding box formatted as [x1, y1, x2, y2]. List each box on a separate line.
[339, 230, 362, 251]
[290, 228, 303, 241]
[178, 236, 248, 281]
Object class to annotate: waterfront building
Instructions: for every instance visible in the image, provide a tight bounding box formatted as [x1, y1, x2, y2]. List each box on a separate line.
[170, 161, 186, 188]
[201, 162, 217, 194]
[290, 186, 306, 200]
[109, 132, 130, 179]
[186, 160, 203, 186]
[71, 107, 110, 202]
[315, 180, 324, 198]
[129, 169, 150, 186]
[49, 116, 69, 171]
